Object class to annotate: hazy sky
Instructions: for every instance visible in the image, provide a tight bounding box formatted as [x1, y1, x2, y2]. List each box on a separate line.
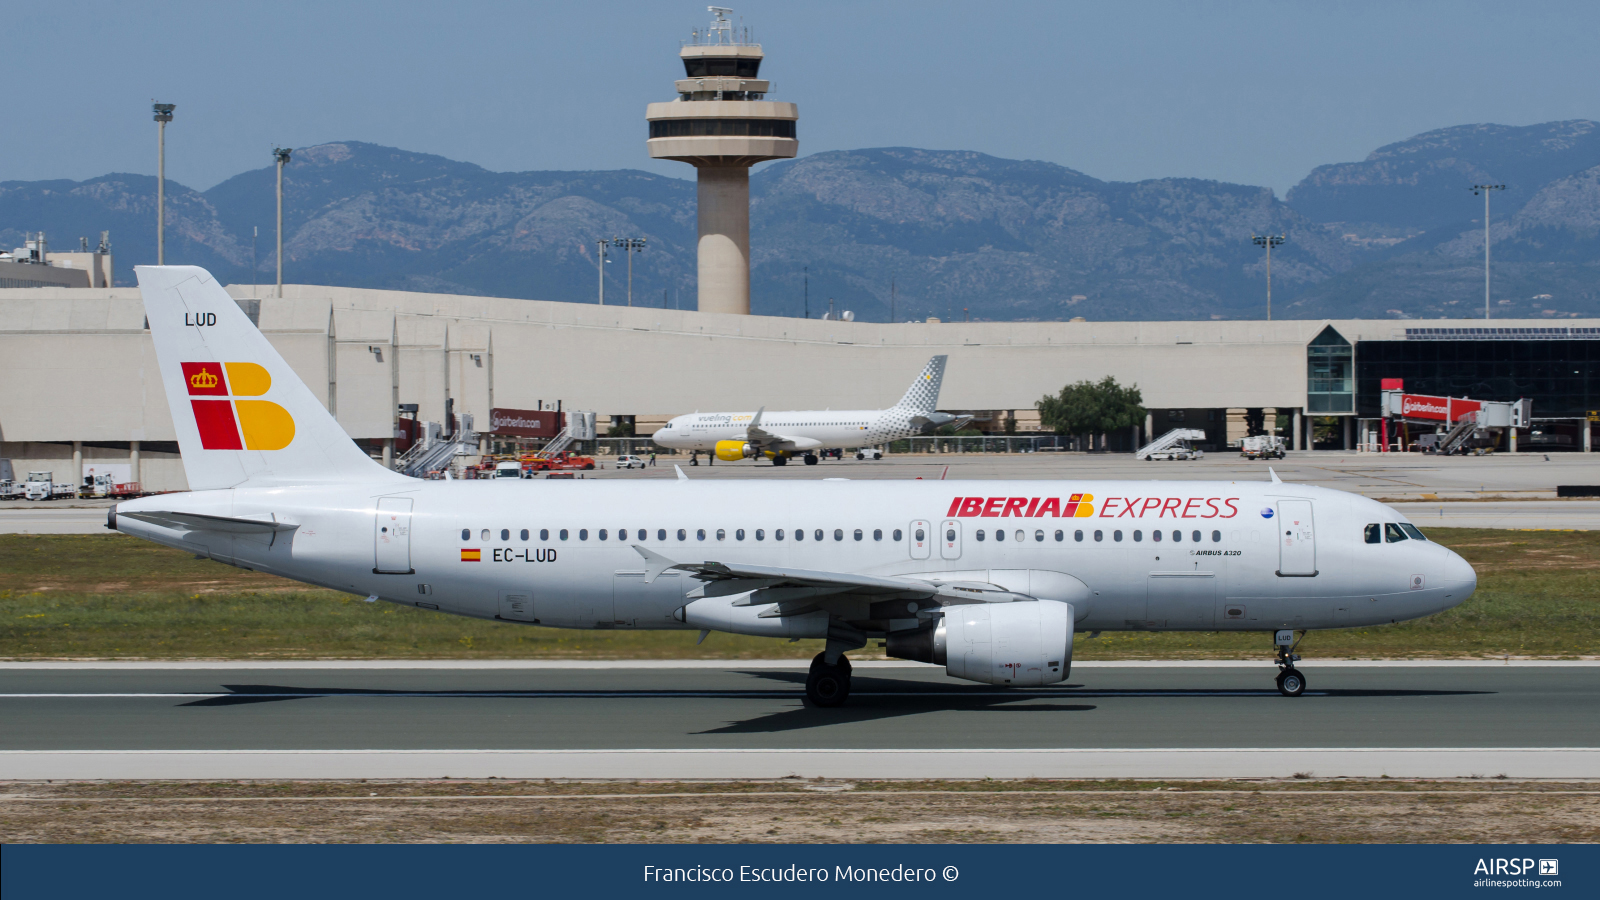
[5, 0, 1596, 194]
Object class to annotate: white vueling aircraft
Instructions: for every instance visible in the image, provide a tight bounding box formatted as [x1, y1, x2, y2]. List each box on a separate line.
[113, 266, 1477, 706]
[650, 355, 967, 465]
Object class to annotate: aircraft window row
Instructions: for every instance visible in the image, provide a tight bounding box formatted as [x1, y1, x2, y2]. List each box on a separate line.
[460, 527, 908, 543]
[1365, 523, 1427, 544]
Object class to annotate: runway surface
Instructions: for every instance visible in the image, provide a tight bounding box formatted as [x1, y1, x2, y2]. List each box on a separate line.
[4, 662, 1596, 779]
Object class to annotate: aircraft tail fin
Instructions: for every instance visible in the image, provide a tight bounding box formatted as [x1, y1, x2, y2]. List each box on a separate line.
[892, 355, 947, 414]
[135, 265, 405, 491]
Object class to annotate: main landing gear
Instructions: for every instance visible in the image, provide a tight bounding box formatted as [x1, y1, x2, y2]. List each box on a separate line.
[806, 652, 852, 707]
[1273, 629, 1306, 697]
[802, 453, 819, 466]
[771, 454, 788, 466]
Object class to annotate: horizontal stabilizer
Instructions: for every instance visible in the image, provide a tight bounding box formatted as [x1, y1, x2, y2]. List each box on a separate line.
[120, 510, 298, 534]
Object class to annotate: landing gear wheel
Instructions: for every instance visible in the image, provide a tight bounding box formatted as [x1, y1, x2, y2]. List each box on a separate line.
[806, 652, 852, 707]
[1276, 667, 1306, 697]
[772, 455, 787, 466]
[803, 453, 819, 466]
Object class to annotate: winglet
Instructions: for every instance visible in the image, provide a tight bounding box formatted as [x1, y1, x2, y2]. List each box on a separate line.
[631, 545, 682, 584]
[674, 464, 688, 482]
[1268, 467, 1283, 484]
[748, 406, 764, 430]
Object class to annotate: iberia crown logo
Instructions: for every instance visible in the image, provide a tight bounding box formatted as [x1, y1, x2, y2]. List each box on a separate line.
[180, 362, 295, 451]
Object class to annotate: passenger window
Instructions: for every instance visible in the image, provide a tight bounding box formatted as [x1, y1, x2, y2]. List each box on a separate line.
[540, 529, 549, 541]
[677, 529, 686, 541]
[520, 529, 529, 541]
[1074, 530, 1083, 542]
[1192, 530, 1201, 542]
[1016, 530, 1025, 542]
[1364, 524, 1380, 544]
[997, 529, 1007, 542]
[559, 529, 569, 540]
[1171, 530, 1180, 543]
[834, 529, 844, 541]
[1211, 530, 1221, 542]
[736, 529, 745, 541]
[873, 529, 883, 541]
[945, 528, 955, 542]
[1117, 530, 1126, 542]
[500, 529, 509, 541]
[755, 529, 765, 541]
[716, 529, 726, 541]
[1152, 530, 1162, 542]
[777, 529, 786, 540]
[1134, 530, 1143, 542]
[853, 529, 863, 541]
[814, 529, 824, 541]
[976, 530, 986, 541]
[461, 528, 470, 541]
[1385, 523, 1408, 543]
[579, 529, 589, 541]
[796, 529, 804, 542]
[698, 529, 707, 541]
[481, 529, 490, 540]
[1095, 530, 1104, 542]
[598, 529, 608, 541]
[1035, 530, 1045, 542]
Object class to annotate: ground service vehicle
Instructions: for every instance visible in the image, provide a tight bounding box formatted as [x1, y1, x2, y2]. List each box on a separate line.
[617, 455, 647, 469]
[855, 448, 884, 460]
[111, 266, 1478, 707]
[1241, 435, 1287, 460]
[23, 471, 58, 501]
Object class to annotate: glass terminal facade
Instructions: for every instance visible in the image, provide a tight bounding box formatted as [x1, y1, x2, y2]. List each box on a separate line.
[1355, 336, 1600, 419]
[1306, 326, 1353, 414]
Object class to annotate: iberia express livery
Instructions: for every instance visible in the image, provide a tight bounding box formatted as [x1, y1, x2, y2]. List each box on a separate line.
[111, 266, 1476, 706]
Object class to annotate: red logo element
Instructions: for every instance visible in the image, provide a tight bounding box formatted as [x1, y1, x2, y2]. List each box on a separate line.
[190, 399, 244, 450]
[182, 362, 228, 396]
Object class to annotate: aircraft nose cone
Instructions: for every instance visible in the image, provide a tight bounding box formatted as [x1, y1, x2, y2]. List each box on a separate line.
[1445, 549, 1477, 595]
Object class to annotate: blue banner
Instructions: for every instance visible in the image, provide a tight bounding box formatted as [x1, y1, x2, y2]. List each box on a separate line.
[3, 844, 1594, 899]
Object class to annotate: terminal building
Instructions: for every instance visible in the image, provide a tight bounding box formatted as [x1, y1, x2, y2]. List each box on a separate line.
[3, 282, 1596, 492]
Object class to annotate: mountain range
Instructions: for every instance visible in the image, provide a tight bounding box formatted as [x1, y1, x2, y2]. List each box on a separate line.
[3, 120, 1596, 321]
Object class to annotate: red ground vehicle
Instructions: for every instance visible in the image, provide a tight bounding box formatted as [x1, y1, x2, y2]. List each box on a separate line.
[529, 451, 596, 471]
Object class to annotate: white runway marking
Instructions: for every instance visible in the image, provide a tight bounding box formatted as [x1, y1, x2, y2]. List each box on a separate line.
[2, 748, 1594, 780]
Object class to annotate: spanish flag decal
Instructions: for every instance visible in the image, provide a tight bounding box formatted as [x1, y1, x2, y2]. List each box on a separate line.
[460, 548, 482, 562]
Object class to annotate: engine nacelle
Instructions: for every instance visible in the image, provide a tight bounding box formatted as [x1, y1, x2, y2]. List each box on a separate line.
[887, 599, 1073, 686]
[715, 440, 755, 461]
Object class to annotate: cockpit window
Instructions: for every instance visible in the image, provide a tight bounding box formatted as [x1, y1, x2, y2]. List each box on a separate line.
[1364, 524, 1381, 544]
[1384, 523, 1408, 543]
[1398, 523, 1427, 541]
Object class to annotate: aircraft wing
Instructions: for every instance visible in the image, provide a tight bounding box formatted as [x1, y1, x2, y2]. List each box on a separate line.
[743, 407, 822, 451]
[630, 546, 1029, 606]
[119, 511, 299, 534]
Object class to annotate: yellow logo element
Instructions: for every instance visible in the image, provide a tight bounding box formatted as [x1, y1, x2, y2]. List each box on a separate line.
[224, 362, 272, 397]
[189, 368, 219, 389]
[235, 399, 296, 450]
[1074, 494, 1096, 517]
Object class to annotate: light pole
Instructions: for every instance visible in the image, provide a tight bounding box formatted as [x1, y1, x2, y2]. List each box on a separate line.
[1252, 233, 1287, 320]
[152, 104, 174, 265]
[1472, 184, 1506, 320]
[613, 237, 647, 306]
[596, 239, 611, 305]
[273, 147, 292, 298]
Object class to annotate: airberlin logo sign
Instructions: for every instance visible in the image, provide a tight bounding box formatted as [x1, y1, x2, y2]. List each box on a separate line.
[947, 495, 1241, 519]
[182, 362, 295, 450]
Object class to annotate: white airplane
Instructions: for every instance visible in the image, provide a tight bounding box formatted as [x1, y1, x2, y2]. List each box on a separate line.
[111, 266, 1477, 706]
[650, 355, 967, 465]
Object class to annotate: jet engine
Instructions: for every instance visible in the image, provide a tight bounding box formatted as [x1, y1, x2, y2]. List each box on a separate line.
[715, 440, 756, 461]
[886, 599, 1073, 686]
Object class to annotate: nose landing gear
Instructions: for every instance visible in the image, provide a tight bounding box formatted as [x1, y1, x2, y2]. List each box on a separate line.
[805, 652, 852, 707]
[1273, 629, 1306, 697]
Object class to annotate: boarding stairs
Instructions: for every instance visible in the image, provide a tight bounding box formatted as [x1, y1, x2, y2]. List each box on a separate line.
[1135, 428, 1207, 460]
[533, 427, 576, 459]
[395, 418, 478, 478]
[1434, 416, 1479, 455]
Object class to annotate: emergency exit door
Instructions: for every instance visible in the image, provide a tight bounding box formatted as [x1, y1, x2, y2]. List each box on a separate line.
[940, 520, 963, 560]
[909, 520, 931, 559]
[1276, 499, 1317, 576]
[373, 497, 414, 574]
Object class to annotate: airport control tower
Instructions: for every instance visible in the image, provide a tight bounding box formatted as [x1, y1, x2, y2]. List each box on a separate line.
[647, 8, 797, 315]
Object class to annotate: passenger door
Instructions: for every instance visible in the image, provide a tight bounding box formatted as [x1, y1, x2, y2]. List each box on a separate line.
[1276, 500, 1317, 576]
[909, 519, 931, 560]
[940, 519, 962, 560]
[373, 497, 414, 574]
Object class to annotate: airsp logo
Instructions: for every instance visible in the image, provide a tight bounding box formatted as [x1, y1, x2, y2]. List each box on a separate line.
[1260, 507, 1275, 518]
